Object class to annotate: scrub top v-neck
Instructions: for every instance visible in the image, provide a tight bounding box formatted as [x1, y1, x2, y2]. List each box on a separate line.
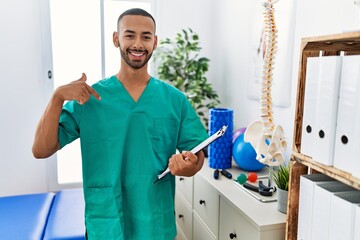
[58, 75, 208, 240]
[115, 75, 154, 105]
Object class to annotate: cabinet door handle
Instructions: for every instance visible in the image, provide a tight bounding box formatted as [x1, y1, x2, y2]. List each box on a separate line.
[229, 232, 237, 239]
[179, 177, 184, 181]
[199, 199, 205, 205]
[178, 214, 184, 218]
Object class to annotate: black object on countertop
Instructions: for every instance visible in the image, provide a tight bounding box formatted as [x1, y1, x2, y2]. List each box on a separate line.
[243, 180, 276, 196]
[213, 169, 220, 179]
[220, 169, 232, 179]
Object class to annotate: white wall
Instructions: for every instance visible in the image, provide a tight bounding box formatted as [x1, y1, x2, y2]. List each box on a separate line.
[1, 0, 359, 196]
[154, 0, 220, 95]
[0, 0, 53, 196]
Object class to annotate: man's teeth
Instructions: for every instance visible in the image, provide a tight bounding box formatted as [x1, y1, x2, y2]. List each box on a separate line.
[130, 52, 144, 57]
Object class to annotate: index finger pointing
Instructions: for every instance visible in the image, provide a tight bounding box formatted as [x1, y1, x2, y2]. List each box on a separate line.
[86, 85, 101, 100]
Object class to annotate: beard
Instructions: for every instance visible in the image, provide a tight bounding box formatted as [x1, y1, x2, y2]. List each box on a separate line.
[120, 47, 153, 69]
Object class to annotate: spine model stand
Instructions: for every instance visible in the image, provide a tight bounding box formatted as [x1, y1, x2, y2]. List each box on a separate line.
[244, 0, 287, 166]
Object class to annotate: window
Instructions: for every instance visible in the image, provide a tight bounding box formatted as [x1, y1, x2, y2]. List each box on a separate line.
[50, 0, 153, 185]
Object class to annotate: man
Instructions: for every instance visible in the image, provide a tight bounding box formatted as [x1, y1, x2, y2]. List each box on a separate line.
[32, 8, 208, 239]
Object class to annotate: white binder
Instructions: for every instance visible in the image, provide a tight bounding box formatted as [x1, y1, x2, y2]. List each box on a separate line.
[297, 174, 334, 240]
[329, 191, 360, 240]
[333, 55, 360, 178]
[301, 57, 321, 157]
[311, 181, 355, 240]
[313, 56, 342, 166]
[354, 204, 360, 240]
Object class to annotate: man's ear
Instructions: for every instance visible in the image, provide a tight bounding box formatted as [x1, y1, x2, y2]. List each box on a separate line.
[113, 31, 119, 47]
[153, 35, 158, 50]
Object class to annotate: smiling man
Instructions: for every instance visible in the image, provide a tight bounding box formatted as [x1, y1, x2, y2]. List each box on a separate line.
[32, 8, 208, 240]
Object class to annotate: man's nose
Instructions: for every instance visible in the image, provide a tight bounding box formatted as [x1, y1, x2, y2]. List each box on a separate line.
[133, 37, 143, 49]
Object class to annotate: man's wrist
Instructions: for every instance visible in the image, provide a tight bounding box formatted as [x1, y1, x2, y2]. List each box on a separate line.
[52, 89, 65, 104]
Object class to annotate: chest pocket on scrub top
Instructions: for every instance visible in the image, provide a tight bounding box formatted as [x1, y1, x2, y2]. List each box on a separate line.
[152, 118, 177, 153]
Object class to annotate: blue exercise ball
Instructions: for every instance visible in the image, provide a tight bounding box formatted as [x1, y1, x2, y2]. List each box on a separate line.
[232, 133, 265, 171]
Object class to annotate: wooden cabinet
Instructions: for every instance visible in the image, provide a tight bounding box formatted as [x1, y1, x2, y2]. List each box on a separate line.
[175, 159, 286, 240]
[287, 31, 360, 240]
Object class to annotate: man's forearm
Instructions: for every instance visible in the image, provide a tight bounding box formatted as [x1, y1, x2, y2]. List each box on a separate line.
[32, 93, 64, 158]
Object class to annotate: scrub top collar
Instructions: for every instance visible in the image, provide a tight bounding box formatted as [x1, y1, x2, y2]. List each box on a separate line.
[111, 75, 155, 105]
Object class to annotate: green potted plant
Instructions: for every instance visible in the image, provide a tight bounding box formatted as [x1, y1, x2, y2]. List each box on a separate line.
[269, 164, 290, 213]
[154, 28, 220, 128]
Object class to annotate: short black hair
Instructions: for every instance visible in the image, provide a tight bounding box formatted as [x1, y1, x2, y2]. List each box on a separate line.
[117, 8, 156, 32]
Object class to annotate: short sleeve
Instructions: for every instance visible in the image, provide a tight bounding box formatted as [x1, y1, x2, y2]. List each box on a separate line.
[177, 98, 208, 152]
[58, 101, 82, 149]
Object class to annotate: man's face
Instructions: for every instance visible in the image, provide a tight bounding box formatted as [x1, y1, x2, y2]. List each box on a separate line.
[115, 15, 157, 69]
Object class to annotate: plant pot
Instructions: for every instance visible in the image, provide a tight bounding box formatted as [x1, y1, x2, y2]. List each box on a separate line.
[277, 188, 288, 214]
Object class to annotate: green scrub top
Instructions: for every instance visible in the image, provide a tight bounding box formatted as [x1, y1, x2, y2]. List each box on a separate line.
[58, 76, 208, 240]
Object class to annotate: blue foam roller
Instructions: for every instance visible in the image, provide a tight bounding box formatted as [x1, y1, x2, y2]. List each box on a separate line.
[208, 108, 233, 169]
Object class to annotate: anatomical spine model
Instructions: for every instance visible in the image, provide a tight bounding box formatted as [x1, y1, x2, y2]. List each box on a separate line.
[244, 0, 287, 166]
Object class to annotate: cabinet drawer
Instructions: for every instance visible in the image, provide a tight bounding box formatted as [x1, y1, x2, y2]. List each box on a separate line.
[175, 223, 188, 240]
[193, 211, 216, 240]
[220, 197, 259, 240]
[193, 174, 219, 236]
[175, 193, 193, 240]
[176, 176, 193, 206]
[219, 197, 285, 240]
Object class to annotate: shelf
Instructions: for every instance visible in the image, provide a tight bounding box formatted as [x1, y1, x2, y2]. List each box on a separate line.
[287, 31, 360, 240]
[292, 31, 360, 154]
[292, 151, 360, 190]
[301, 31, 360, 52]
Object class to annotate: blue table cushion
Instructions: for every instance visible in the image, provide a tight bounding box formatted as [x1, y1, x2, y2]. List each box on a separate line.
[43, 188, 85, 240]
[0, 192, 55, 240]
